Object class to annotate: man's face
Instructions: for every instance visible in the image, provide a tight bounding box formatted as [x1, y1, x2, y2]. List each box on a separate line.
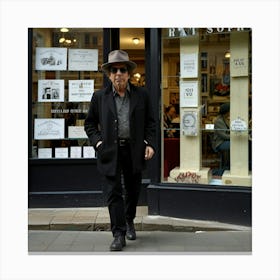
[109, 63, 130, 91]
[169, 107, 176, 118]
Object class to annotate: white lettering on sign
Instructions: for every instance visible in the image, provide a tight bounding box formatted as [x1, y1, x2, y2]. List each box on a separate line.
[206, 28, 247, 34]
[169, 28, 176, 37]
[168, 28, 196, 37]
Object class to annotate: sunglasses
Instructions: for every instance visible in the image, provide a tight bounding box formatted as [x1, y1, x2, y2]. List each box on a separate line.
[110, 67, 128, 74]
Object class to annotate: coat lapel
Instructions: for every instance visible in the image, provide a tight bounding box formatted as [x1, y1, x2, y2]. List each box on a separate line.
[104, 86, 116, 117]
[129, 86, 138, 117]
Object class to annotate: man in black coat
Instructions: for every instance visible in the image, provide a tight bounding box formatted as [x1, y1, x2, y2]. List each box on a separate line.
[84, 50, 156, 251]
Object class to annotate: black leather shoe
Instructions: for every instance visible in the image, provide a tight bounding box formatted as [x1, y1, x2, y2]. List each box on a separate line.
[110, 235, 126, 251]
[126, 222, 136, 240]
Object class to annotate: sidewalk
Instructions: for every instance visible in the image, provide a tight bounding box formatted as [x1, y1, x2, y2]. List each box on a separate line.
[28, 230, 252, 253]
[28, 206, 250, 232]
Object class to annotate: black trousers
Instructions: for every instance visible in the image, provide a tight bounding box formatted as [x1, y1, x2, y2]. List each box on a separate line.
[104, 144, 142, 237]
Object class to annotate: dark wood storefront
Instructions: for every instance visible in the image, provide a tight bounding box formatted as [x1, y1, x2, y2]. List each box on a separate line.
[28, 28, 251, 226]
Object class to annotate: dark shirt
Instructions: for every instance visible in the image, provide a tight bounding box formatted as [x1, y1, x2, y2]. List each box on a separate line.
[113, 84, 130, 139]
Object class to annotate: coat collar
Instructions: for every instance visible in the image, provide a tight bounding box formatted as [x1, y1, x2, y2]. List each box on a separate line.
[104, 82, 139, 117]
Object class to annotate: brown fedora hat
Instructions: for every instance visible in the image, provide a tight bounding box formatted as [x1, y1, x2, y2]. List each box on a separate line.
[101, 50, 137, 71]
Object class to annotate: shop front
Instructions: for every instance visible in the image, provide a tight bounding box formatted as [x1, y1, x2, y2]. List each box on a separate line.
[29, 28, 252, 225]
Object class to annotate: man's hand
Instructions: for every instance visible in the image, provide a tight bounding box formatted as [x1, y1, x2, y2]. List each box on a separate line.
[145, 146, 154, 160]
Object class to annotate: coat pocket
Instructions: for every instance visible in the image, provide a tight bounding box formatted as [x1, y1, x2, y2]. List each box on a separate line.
[98, 145, 115, 164]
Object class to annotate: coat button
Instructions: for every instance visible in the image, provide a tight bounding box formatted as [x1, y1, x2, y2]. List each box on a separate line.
[114, 140, 117, 144]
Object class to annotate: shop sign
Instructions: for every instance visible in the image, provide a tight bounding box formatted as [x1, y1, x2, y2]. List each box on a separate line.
[206, 28, 250, 34]
[168, 28, 196, 37]
[167, 28, 250, 37]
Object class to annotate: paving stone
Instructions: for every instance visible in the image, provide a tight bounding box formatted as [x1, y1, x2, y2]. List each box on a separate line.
[142, 216, 173, 231]
[96, 208, 110, 217]
[135, 206, 148, 216]
[50, 223, 94, 231]
[28, 212, 54, 226]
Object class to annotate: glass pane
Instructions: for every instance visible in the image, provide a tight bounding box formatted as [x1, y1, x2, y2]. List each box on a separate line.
[161, 28, 252, 186]
[31, 28, 104, 159]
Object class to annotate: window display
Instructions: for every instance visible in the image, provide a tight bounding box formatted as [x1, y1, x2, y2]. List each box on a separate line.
[161, 28, 252, 186]
[31, 28, 104, 159]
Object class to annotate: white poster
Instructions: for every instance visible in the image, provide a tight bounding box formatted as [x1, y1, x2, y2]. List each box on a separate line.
[70, 146, 82, 158]
[68, 80, 94, 102]
[38, 148, 52, 159]
[230, 56, 249, 77]
[181, 110, 198, 136]
[68, 49, 98, 71]
[180, 81, 198, 107]
[38, 79, 64, 102]
[34, 118, 65, 140]
[68, 126, 88, 139]
[83, 146, 96, 158]
[180, 53, 198, 78]
[55, 147, 68, 158]
[35, 47, 67, 70]
[231, 117, 248, 132]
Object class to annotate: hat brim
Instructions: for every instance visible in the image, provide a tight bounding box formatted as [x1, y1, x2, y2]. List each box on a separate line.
[101, 60, 137, 72]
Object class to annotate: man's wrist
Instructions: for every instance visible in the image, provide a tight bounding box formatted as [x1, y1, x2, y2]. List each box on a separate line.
[96, 141, 102, 149]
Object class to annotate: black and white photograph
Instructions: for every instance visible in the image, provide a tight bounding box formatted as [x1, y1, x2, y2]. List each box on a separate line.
[38, 79, 64, 102]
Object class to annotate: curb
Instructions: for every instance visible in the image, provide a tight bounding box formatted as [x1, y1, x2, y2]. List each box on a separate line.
[28, 211, 251, 233]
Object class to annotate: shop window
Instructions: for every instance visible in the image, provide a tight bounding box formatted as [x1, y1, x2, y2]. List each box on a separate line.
[161, 28, 252, 187]
[30, 28, 104, 159]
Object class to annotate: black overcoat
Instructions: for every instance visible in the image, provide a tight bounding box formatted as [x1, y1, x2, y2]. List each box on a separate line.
[84, 82, 156, 176]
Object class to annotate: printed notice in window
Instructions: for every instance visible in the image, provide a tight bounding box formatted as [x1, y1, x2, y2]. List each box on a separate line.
[55, 148, 68, 159]
[180, 81, 198, 107]
[231, 56, 248, 77]
[70, 146, 82, 158]
[34, 119, 65, 140]
[69, 80, 94, 102]
[83, 146, 96, 158]
[180, 53, 198, 78]
[68, 49, 98, 71]
[38, 148, 52, 159]
[68, 126, 88, 139]
[35, 48, 67, 71]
